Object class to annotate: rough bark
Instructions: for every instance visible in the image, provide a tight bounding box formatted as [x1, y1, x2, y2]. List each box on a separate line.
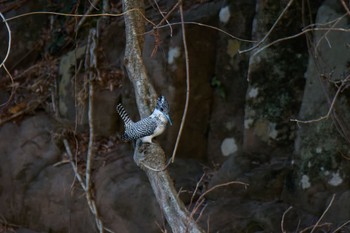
[122, 0, 156, 117]
[121, 0, 204, 232]
[136, 144, 204, 233]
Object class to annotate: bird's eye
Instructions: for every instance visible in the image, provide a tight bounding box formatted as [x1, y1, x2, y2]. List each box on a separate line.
[160, 107, 164, 111]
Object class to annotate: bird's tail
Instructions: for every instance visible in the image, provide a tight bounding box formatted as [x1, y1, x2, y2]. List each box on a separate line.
[116, 103, 132, 126]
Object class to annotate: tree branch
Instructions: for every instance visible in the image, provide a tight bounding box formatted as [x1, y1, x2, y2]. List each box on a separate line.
[0, 13, 11, 69]
[122, 0, 156, 117]
[136, 144, 204, 233]
[121, 0, 204, 232]
[170, 1, 189, 163]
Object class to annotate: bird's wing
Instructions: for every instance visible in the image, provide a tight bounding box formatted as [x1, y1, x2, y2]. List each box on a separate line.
[123, 117, 158, 141]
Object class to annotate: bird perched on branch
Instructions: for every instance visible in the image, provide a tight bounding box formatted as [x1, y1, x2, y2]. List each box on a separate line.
[116, 96, 172, 143]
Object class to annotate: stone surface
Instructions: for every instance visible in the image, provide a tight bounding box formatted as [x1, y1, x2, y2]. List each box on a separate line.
[243, 0, 307, 158]
[220, 137, 238, 156]
[293, 0, 350, 214]
[58, 48, 121, 136]
[0, 114, 168, 233]
[3, 0, 350, 232]
[207, 0, 256, 164]
[200, 198, 317, 233]
[94, 150, 163, 233]
[0, 0, 48, 73]
[142, 1, 223, 160]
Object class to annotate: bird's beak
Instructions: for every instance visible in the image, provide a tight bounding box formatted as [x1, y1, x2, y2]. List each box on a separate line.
[166, 114, 173, 125]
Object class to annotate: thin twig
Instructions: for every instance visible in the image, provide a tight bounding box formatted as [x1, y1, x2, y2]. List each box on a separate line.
[290, 75, 350, 124]
[300, 223, 331, 233]
[0, 215, 23, 229]
[0, 12, 11, 68]
[281, 206, 293, 233]
[85, 28, 107, 233]
[310, 194, 336, 233]
[171, 0, 189, 163]
[195, 203, 207, 223]
[189, 198, 205, 223]
[332, 219, 350, 233]
[102, 0, 110, 15]
[63, 139, 87, 191]
[154, 21, 255, 43]
[189, 173, 206, 209]
[0, 97, 46, 126]
[85, 29, 97, 192]
[75, 0, 100, 32]
[88, 0, 100, 10]
[303, 14, 348, 30]
[0, 65, 15, 108]
[3, 9, 155, 26]
[239, 0, 295, 54]
[314, 14, 345, 58]
[249, 27, 350, 60]
[189, 180, 248, 223]
[206, 216, 210, 233]
[341, 0, 350, 17]
[197, 181, 248, 204]
[153, 0, 174, 36]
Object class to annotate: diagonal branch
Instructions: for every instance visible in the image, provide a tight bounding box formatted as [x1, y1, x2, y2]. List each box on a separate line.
[136, 144, 204, 233]
[121, 0, 204, 232]
[170, 1, 189, 162]
[122, 0, 156, 117]
[290, 75, 350, 124]
[239, 0, 295, 54]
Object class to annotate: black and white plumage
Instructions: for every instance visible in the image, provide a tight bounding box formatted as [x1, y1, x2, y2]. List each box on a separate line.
[116, 96, 172, 143]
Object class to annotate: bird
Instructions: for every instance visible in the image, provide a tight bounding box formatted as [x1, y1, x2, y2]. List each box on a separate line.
[116, 96, 172, 143]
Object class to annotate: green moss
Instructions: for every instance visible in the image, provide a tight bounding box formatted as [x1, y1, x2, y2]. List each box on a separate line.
[211, 76, 226, 99]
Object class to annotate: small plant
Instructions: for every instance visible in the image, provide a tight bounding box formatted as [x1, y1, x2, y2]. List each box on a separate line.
[211, 76, 226, 99]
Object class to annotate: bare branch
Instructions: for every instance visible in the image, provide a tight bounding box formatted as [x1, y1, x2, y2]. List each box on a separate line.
[0, 13, 11, 69]
[63, 139, 87, 191]
[122, 0, 156, 116]
[300, 223, 331, 233]
[0, 65, 15, 108]
[195, 181, 248, 207]
[4, 10, 155, 26]
[189, 174, 206, 209]
[249, 26, 350, 59]
[290, 75, 350, 124]
[137, 143, 204, 233]
[153, 0, 175, 36]
[170, 1, 189, 162]
[310, 194, 335, 233]
[239, 0, 295, 54]
[85, 28, 97, 195]
[314, 14, 346, 58]
[121, 0, 204, 232]
[154, 21, 255, 43]
[84, 28, 107, 233]
[332, 219, 350, 233]
[189, 180, 248, 230]
[281, 206, 293, 233]
[341, 0, 350, 17]
[75, 0, 101, 32]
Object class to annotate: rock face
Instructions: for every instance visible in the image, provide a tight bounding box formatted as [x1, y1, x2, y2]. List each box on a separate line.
[0, 114, 163, 233]
[292, 0, 350, 214]
[207, 1, 255, 164]
[2, 0, 350, 232]
[243, 0, 307, 158]
[142, 1, 223, 160]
